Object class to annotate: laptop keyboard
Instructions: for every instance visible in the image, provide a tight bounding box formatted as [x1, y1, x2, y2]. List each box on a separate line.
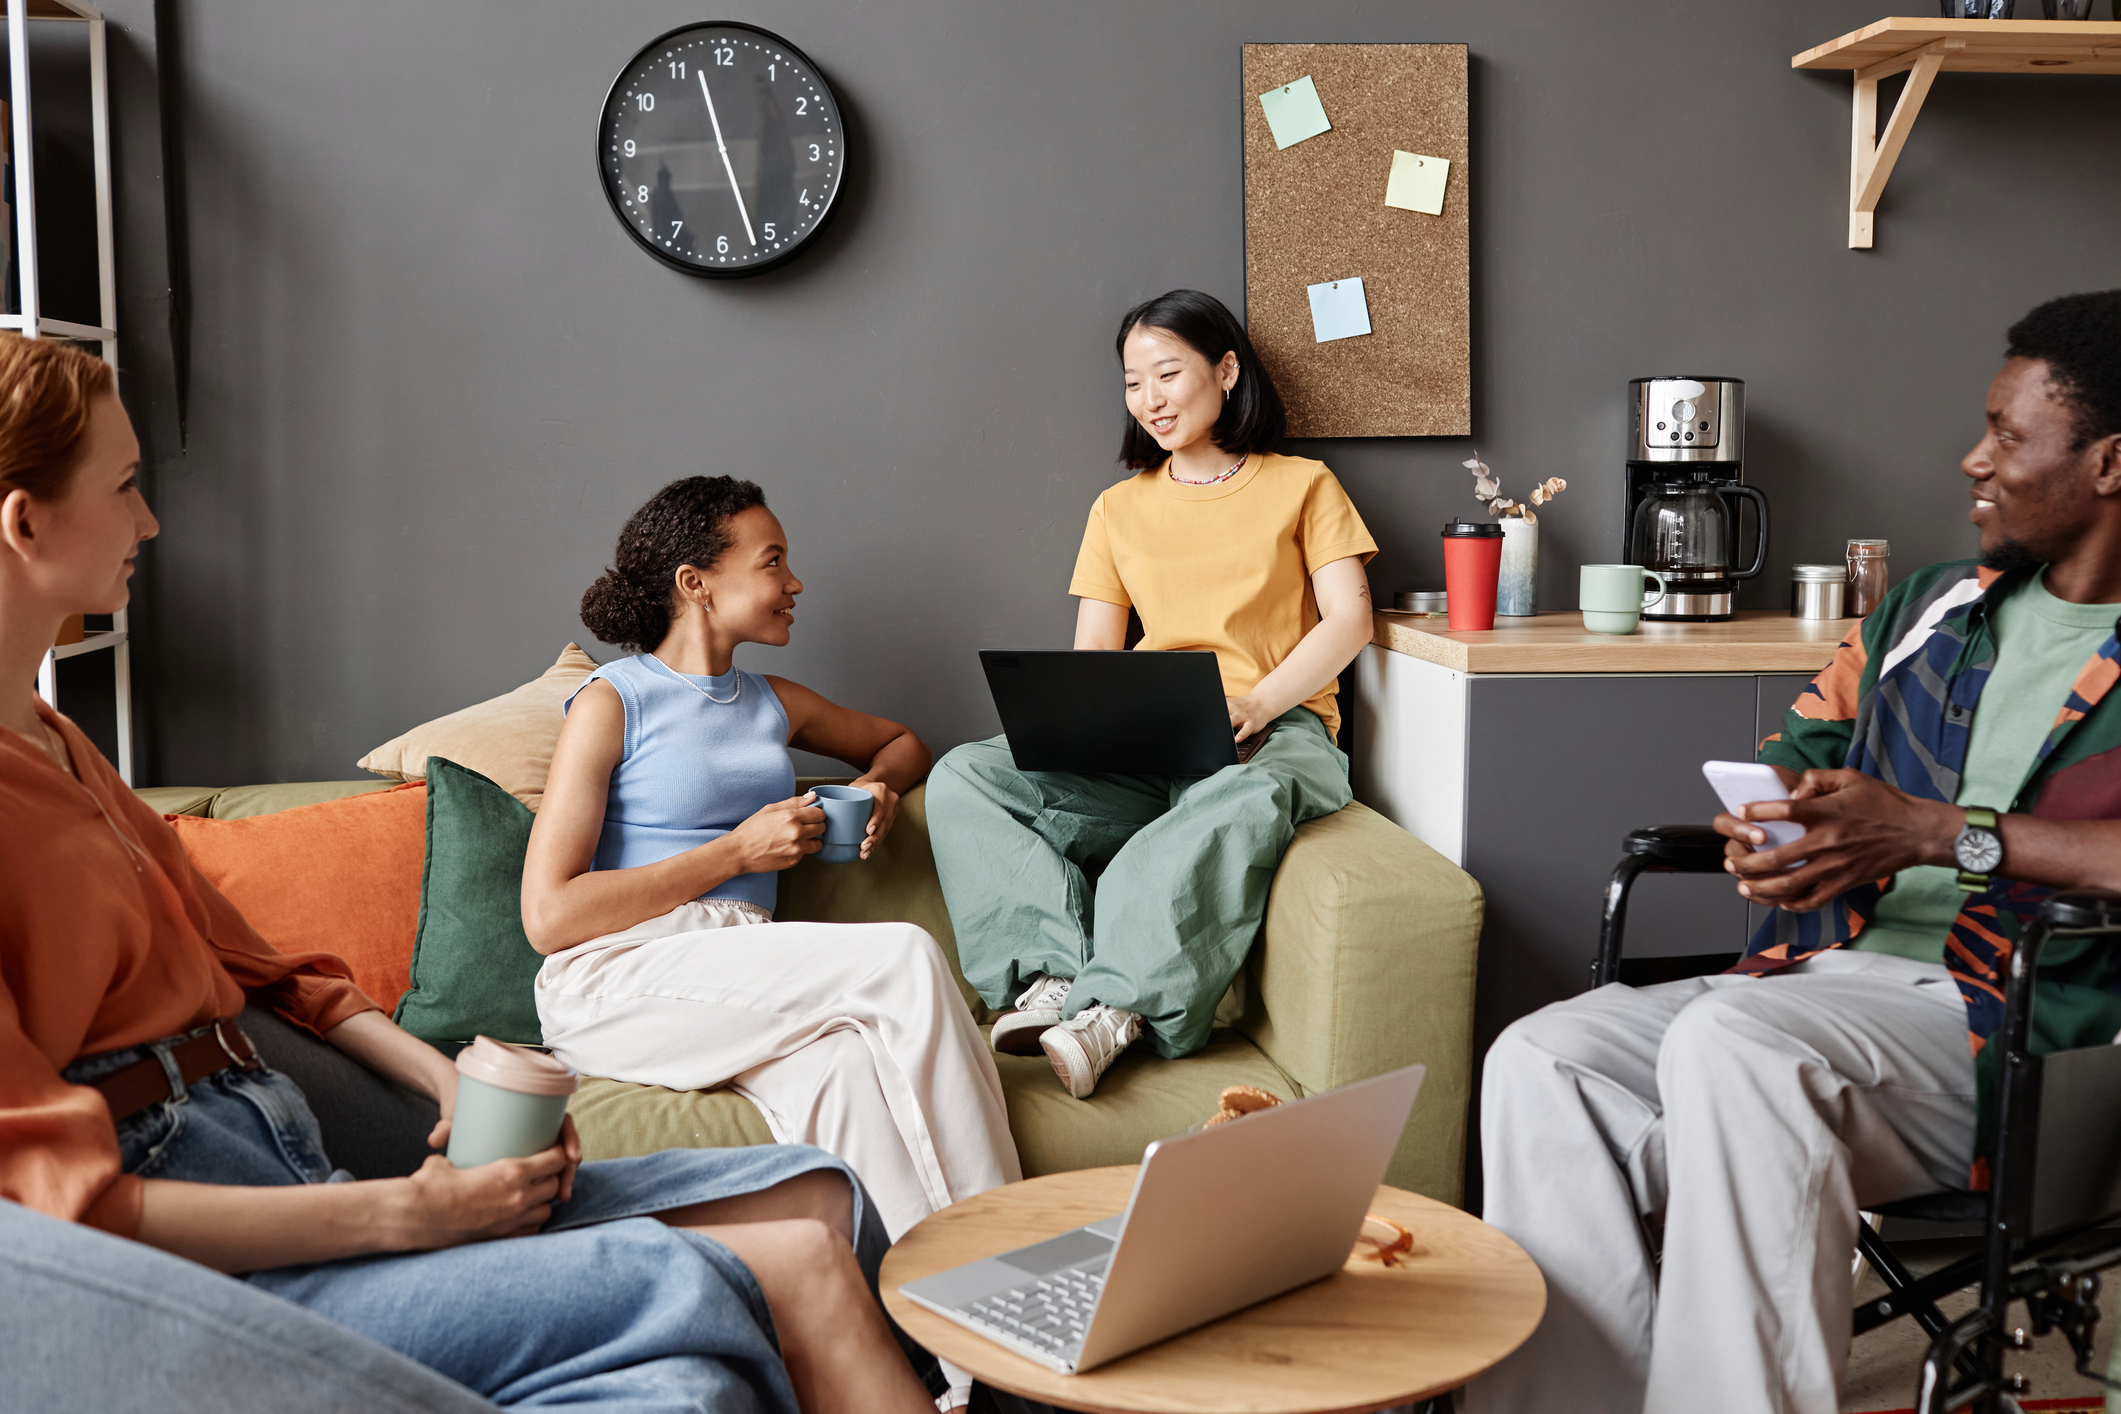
[1234, 722, 1277, 764]
[960, 1264, 1107, 1359]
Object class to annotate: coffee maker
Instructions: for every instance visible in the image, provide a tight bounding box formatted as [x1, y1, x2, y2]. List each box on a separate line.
[1623, 376, 1768, 621]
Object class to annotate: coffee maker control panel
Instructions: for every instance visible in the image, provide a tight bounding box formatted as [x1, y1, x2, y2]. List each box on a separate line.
[1628, 376, 1742, 463]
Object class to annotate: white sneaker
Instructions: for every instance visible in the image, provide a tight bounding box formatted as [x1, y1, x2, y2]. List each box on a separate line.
[1040, 1004, 1142, 1099]
[990, 973, 1072, 1056]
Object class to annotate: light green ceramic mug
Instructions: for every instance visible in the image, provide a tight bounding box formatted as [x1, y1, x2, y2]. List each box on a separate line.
[1579, 564, 1668, 635]
[446, 1035, 578, 1168]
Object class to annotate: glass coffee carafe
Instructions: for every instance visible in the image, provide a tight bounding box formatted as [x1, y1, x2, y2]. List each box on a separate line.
[1626, 473, 1769, 621]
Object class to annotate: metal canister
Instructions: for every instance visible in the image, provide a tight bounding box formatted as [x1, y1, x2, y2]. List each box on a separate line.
[1792, 564, 1848, 619]
[1846, 539, 1889, 617]
[1391, 590, 1448, 615]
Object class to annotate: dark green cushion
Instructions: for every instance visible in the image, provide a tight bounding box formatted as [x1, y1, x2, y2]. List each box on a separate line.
[392, 758, 543, 1045]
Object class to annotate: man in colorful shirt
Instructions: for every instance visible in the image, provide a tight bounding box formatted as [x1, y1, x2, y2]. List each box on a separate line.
[1469, 290, 2121, 1414]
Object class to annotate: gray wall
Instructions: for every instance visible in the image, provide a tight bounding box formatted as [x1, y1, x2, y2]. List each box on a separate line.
[90, 0, 2121, 785]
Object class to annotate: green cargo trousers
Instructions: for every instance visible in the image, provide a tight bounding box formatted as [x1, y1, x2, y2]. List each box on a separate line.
[926, 706, 1352, 1059]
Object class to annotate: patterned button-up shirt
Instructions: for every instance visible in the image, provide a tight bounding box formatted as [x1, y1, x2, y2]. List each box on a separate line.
[1747, 560, 2121, 1173]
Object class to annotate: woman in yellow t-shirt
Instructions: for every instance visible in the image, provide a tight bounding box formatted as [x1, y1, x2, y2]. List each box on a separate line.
[928, 289, 1378, 1098]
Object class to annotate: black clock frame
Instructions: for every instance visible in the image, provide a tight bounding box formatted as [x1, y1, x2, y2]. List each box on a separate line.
[596, 20, 847, 280]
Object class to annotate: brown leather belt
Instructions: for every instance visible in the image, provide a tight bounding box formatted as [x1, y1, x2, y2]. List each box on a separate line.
[92, 1018, 262, 1124]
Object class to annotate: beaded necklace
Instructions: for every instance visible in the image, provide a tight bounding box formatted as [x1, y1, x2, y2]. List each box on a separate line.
[1169, 452, 1249, 487]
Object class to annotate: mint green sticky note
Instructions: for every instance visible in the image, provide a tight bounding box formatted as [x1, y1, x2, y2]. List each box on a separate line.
[1258, 76, 1331, 150]
[1385, 151, 1450, 216]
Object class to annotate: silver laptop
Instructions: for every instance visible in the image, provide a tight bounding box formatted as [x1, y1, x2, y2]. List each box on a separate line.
[897, 1064, 1425, 1374]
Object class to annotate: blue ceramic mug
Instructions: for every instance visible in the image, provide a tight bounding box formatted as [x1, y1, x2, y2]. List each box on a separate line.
[810, 784, 875, 864]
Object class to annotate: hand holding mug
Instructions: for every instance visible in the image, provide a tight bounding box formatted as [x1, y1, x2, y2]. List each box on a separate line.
[847, 777, 899, 859]
[728, 792, 827, 873]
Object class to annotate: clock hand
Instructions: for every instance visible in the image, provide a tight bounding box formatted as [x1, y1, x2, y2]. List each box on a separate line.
[698, 69, 758, 248]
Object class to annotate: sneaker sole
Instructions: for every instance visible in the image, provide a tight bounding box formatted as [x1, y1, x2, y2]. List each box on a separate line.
[990, 1009, 1062, 1056]
[1040, 1029, 1098, 1099]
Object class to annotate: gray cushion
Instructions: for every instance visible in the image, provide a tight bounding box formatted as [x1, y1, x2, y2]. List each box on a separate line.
[240, 1005, 440, 1181]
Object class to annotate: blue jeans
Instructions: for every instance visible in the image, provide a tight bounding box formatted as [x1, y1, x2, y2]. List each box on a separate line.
[68, 1030, 939, 1413]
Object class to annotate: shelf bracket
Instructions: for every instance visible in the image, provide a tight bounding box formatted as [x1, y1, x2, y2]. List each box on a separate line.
[1849, 38, 1962, 249]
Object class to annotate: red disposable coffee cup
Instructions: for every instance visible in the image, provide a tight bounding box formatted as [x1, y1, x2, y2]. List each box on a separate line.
[1441, 520, 1504, 631]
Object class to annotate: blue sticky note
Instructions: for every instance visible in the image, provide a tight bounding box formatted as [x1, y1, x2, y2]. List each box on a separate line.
[1258, 76, 1332, 150]
[1307, 278, 1372, 343]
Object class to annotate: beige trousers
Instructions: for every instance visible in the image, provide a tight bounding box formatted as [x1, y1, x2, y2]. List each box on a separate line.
[534, 900, 1023, 1243]
[1468, 950, 1977, 1414]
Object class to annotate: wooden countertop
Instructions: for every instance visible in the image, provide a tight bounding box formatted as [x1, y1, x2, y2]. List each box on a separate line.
[1371, 609, 1850, 674]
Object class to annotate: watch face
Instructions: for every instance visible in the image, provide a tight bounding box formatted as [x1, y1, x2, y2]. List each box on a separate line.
[1956, 827, 2004, 875]
[598, 23, 846, 277]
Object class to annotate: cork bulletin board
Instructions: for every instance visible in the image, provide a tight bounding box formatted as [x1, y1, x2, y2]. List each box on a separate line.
[1243, 44, 1470, 438]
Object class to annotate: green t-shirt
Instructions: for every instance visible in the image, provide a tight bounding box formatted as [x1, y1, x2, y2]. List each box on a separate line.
[1853, 570, 2120, 963]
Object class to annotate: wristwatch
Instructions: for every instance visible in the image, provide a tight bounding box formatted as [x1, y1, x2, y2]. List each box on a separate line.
[1954, 806, 2004, 893]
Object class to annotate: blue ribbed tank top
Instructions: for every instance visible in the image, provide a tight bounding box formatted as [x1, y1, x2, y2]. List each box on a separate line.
[565, 653, 796, 913]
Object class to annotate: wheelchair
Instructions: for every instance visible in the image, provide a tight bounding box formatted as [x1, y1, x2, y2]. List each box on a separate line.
[1596, 825, 2121, 1414]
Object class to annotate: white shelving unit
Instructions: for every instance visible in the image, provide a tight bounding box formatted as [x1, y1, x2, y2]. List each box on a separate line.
[7, 0, 130, 781]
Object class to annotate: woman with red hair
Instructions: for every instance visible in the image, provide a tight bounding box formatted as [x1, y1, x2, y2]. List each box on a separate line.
[0, 334, 945, 1414]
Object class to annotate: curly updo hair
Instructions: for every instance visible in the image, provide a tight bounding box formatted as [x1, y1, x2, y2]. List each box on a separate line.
[580, 475, 768, 654]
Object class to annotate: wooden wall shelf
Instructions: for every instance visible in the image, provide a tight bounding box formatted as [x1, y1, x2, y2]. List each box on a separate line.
[1792, 18, 2121, 249]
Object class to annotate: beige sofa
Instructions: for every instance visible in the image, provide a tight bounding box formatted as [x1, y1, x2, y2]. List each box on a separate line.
[142, 778, 1484, 1203]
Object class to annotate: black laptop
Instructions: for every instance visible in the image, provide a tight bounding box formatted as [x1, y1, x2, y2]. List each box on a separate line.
[978, 650, 1275, 775]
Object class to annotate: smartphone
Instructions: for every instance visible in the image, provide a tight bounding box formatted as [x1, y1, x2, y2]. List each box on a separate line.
[1701, 760, 1807, 852]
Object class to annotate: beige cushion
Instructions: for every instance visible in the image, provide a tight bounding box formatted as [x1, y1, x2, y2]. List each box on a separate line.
[570, 1076, 776, 1157]
[135, 785, 223, 818]
[357, 645, 598, 809]
[996, 1030, 1298, 1177]
[569, 1027, 1298, 1179]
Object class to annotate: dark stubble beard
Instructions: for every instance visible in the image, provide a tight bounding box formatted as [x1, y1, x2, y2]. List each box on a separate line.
[1979, 537, 2046, 576]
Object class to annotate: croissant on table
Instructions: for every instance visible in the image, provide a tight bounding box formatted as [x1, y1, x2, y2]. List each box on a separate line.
[1201, 1084, 1283, 1128]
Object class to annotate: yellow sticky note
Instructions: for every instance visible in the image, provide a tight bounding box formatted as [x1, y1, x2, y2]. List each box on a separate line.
[1385, 151, 1450, 216]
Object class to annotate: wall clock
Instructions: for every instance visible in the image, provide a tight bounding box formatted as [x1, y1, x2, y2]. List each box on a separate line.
[598, 22, 846, 278]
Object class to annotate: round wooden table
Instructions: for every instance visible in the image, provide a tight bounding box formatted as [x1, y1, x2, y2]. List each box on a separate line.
[881, 1167, 1545, 1414]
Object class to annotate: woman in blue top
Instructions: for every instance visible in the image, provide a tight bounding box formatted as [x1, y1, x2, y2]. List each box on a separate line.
[522, 478, 1020, 1286]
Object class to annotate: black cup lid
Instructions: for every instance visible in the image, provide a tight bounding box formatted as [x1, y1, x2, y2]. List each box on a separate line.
[1442, 518, 1503, 538]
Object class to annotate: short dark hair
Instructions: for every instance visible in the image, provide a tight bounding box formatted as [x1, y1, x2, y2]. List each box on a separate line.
[2004, 290, 2121, 451]
[1115, 289, 1286, 470]
[580, 475, 767, 654]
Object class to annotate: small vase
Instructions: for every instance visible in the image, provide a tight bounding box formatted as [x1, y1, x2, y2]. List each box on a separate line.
[1496, 516, 1538, 617]
[1940, 0, 2013, 16]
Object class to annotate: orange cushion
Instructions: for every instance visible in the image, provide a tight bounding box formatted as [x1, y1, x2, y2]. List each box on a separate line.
[166, 783, 428, 1012]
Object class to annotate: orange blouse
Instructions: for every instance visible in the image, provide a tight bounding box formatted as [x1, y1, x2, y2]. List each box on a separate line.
[0, 702, 379, 1235]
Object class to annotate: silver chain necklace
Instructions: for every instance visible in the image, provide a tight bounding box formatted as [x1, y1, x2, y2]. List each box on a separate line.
[652, 653, 742, 704]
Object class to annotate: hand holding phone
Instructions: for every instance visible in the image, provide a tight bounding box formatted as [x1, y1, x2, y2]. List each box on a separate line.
[1702, 760, 1807, 852]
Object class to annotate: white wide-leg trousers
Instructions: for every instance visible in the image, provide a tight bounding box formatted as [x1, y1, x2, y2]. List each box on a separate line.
[1467, 950, 1977, 1414]
[535, 900, 1023, 1242]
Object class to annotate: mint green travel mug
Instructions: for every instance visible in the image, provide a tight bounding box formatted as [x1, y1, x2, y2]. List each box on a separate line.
[446, 1036, 578, 1168]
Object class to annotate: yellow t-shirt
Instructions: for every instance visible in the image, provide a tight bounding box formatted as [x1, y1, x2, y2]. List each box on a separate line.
[1068, 453, 1377, 737]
